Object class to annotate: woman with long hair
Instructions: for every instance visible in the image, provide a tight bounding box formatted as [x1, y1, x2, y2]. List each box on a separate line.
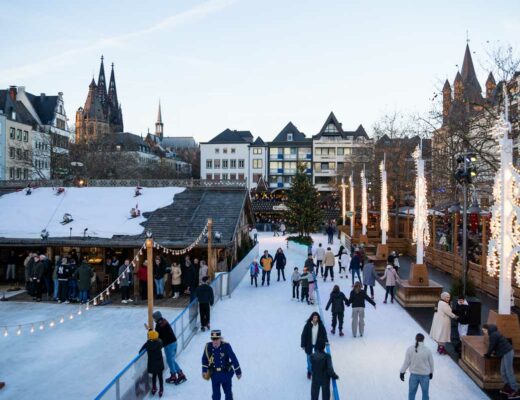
[400, 333, 434, 400]
[347, 281, 376, 337]
[301, 311, 328, 380]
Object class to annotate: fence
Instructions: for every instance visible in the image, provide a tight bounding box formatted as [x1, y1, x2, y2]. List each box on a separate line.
[228, 244, 259, 294]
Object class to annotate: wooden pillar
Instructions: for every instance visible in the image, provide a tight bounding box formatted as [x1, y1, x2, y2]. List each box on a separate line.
[481, 216, 487, 290]
[207, 218, 214, 281]
[146, 238, 154, 330]
[453, 213, 459, 256]
[432, 215, 436, 250]
[133, 248, 139, 300]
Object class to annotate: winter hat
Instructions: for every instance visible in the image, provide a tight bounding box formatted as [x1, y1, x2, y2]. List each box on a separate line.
[152, 311, 162, 321]
[148, 330, 159, 341]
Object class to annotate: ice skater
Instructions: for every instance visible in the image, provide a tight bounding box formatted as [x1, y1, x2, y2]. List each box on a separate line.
[382, 263, 400, 304]
[362, 259, 377, 299]
[248, 259, 260, 287]
[325, 285, 348, 336]
[313, 243, 325, 277]
[349, 251, 362, 287]
[347, 281, 376, 337]
[291, 267, 301, 300]
[323, 247, 335, 282]
[301, 312, 328, 380]
[339, 248, 350, 279]
[259, 250, 274, 286]
[273, 248, 287, 281]
[310, 339, 339, 400]
[140, 330, 165, 397]
[400, 333, 434, 400]
[300, 267, 310, 304]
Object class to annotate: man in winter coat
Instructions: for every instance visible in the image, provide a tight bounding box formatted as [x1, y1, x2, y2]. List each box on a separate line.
[313, 244, 325, 277]
[273, 248, 287, 282]
[56, 257, 71, 303]
[196, 276, 215, 332]
[202, 330, 242, 400]
[151, 311, 186, 386]
[400, 333, 434, 400]
[31, 255, 45, 301]
[301, 312, 329, 379]
[75, 259, 93, 303]
[483, 324, 519, 397]
[349, 252, 362, 286]
[323, 248, 335, 282]
[362, 260, 377, 299]
[310, 339, 339, 400]
[119, 260, 133, 303]
[259, 250, 274, 286]
[326, 224, 335, 245]
[325, 285, 348, 336]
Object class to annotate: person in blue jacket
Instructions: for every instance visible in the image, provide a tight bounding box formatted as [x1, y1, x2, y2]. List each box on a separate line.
[202, 330, 242, 400]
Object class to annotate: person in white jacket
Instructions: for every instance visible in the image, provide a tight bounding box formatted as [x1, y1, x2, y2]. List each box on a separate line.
[400, 333, 434, 400]
[340, 251, 350, 280]
[382, 264, 400, 304]
[429, 292, 458, 355]
[313, 244, 326, 277]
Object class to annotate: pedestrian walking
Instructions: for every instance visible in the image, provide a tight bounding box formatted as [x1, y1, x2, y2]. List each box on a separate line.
[202, 330, 242, 400]
[5, 250, 17, 282]
[138, 261, 148, 301]
[400, 333, 434, 400]
[292, 267, 301, 300]
[140, 330, 164, 397]
[347, 281, 376, 337]
[313, 244, 325, 277]
[118, 260, 133, 303]
[75, 259, 93, 304]
[382, 263, 400, 304]
[259, 250, 273, 286]
[349, 252, 362, 286]
[325, 285, 348, 336]
[248, 259, 260, 287]
[196, 276, 215, 332]
[300, 268, 310, 304]
[362, 259, 377, 299]
[170, 262, 182, 299]
[301, 312, 328, 379]
[430, 292, 458, 355]
[483, 324, 520, 397]
[323, 247, 335, 282]
[310, 339, 339, 400]
[150, 311, 186, 385]
[274, 248, 287, 281]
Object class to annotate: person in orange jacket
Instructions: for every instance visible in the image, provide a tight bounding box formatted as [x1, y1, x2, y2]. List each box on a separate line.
[259, 250, 274, 286]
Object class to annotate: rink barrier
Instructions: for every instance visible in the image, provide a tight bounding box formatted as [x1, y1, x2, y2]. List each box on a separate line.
[95, 245, 258, 400]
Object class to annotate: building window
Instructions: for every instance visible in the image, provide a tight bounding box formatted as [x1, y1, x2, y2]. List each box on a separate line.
[9, 127, 15, 139]
[23, 150, 29, 160]
[16, 168, 21, 179]
[215, 148, 220, 154]
[253, 148, 262, 154]
[206, 174, 212, 180]
[16, 129, 22, 141]
[287, 133, 293, 141]
[9, 167, 14, 179]
[23, 168, 28, 179]
[230, 173, 236, 180]
[9, 147, 15, 158]
[16, 148, 22, 160]
[222, 159, 229, 169]
[238, 159, 245, 168]
[214, 173, 220, 181]
[206, 160, 213, 169]
[231, 148, 236, 154]
[324, 123, 338, 133]
[269, 147, 282, 156]
[23, 131, 28, 142]
[238, 173, 245, 181]
[230, 159, 237, 168]
[214, 159, 221, 168]
[222, 173, 228, 180]
[315, 147, 336, 156]
[253, 159, 263, 169]
[337, 147, 344, 156]
[223, 148, 228, 154]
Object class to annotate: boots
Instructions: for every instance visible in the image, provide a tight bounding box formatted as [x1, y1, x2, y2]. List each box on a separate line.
[159, 388, 163, 398]
[500, 384, 514, 395]
[175, 371, 187, 385]
[339, 330, 344, 337]
[331, 329, 335, 335]
[151, 384, 157, 395]
[165, 373, 177, 384]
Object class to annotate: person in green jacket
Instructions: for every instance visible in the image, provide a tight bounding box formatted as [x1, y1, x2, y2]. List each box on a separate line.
[75, 259, 94, 304]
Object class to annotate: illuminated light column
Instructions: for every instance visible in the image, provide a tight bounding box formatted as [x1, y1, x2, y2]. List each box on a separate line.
[349, 173, 354, 237]
[341, 177, 346, 226]
[486, 90, 520, 315]
[412, 144, 430, 265]
[380, 155, 389, 245]
[361, 167, 368, 236]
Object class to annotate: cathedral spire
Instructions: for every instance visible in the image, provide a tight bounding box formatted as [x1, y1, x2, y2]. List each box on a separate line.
[460, 44, 482, 103]
[108, 63, 119, 109]
[97, 55, 107, 103]
[155, 100, 164, 140]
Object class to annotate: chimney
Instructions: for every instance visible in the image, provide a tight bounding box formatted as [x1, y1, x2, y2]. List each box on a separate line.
[9, 86, 17, 101]
[40, 93, 46, 102]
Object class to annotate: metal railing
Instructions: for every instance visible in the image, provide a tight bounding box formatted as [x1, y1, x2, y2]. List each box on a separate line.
[228, 244, 259, 295]
[0, 179, 247, 189]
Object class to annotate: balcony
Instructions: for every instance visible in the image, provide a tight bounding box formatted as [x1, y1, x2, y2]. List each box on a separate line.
[314, 169, 337, 175]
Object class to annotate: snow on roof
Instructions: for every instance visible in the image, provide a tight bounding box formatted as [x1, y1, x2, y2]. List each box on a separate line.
[0, 187, 185, 239]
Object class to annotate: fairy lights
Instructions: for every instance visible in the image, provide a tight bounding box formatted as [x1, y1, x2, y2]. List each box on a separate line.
[349, 173, 355, 237]
[361, 168, 368, 236]
[412, 144, 430, 265]
[380, 157, 389, 245]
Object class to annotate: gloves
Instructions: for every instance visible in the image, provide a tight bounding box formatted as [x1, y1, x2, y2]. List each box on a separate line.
[429, 373, 433, 380]
[236, 374, 242, 380]
[202, 372, 211, 381]
[400, 373, 405, 382]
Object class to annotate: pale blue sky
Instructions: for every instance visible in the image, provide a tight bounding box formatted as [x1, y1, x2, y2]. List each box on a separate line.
[1, 0, 519, 142]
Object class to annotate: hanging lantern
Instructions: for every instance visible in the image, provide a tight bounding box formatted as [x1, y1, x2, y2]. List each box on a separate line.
[30, 324, 35, 333]
[3, 328, 8, 337]
[49, 320, 55, 328]
[93, 298, 98, 306]
[59, 317, 65, 324]
[69, 314, 74, 320]
[16, 326, 21, 336]
[39, 323, 45, 330]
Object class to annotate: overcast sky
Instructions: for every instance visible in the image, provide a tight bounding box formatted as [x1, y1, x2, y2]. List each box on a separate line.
[1, 0, 519, 142]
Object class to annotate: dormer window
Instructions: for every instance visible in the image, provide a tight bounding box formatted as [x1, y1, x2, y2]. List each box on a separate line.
[287, 133, 293, 142]
[324, 123, 338, 133]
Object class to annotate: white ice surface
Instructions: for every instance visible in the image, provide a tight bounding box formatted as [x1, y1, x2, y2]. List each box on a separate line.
[0, 186, 185, 238]
[0, 302, 179, 399]
[310, 233, 490, 400]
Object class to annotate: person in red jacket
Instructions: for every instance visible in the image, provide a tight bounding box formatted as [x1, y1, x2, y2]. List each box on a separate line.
[137, 261, 148, 300]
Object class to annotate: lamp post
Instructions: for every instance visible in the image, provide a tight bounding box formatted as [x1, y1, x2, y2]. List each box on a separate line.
[145, 231, 154, 329]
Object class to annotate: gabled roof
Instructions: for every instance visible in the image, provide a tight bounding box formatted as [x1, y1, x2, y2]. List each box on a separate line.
[207, 129, 253, 144]
[250, 136, 267, 146]
[0, 90, 39, 127]
[314, 112, 369, 140]
[271, 122, 307, 143]
[25, 93, 59, 125]
[161, 136, 198, 149]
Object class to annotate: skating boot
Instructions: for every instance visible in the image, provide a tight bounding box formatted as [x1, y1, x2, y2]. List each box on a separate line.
[175, 371, 187, 385]
[330, 329, 335, 335]
[151, 384, 157, 395]
[339, 330, 344, 337]
[159, 388, 163, 397]
[165, 373, 177, 384]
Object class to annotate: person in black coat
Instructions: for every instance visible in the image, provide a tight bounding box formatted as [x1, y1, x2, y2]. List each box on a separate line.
[310, 339, 339, 400]
[304, 254, 315, 276]
[301, 312, 329, 379]
[140, 330, 165, 396]
[325, 285, 348, 336]
[273, 248, 287, 282]
[196, 277, 215, 332]
[347, 282, 376, 337]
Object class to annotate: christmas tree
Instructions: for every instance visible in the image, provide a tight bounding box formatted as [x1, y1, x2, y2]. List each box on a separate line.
[284, 164, 323, 237]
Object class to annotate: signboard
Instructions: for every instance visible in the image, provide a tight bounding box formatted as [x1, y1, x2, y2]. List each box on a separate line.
[273, 204, 288, 211]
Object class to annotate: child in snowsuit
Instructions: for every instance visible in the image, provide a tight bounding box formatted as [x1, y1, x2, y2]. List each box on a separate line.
[292, 267, 301, 299]
[340, 251, 350, 279]
[300, 268, 310, 304]
[249, 259, 260, 287]
[140, 330, 165, 397]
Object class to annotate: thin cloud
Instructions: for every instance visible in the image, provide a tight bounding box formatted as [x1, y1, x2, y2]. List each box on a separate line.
[0, 0, 236, 81]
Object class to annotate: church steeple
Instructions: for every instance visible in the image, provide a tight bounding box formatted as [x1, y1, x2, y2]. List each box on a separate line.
[486, 72, 496, 99]
[442, 79, 452, 125]
[155, 101, 164, 140]
[460, 44, 482, 104]
[97, 55, 107, 104]
[107, 62, 124, 133]
[108, 63, 119, 110]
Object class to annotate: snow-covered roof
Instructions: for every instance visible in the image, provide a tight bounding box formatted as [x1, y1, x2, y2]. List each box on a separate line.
[0, 187, 185, 239]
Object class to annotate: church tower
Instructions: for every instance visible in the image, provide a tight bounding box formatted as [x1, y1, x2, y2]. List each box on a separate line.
[107, 62, 124, 133]
[155, 101, 164, 140]
[485, 72, 496, 99]
[442, 79, 452, 125]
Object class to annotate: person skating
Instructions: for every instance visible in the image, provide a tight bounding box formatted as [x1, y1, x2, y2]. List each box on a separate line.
[338, 248, 350, 279]
[362, 259, 377, 299]
[149, 311, 186, 386]
[313, 243, 325, 277]
[259, 250, 273, 286]
[139, 330, 165, 397]
[118, 259, 133, 303]
[273, 248, 287, 281]
[292, 267, 301, 300]
[430, 292, 458, 355]
[301, 312, 328, 380]
[400, 333, 434, 400]
[170, 262, 182, 299]
[300, 267, 310, 304]
[202, 330, 241, 400]
[483, 324, 520, 397]
[323, 247, 335, 282]
[304, 254, 316, 275]
[349, 251, 362, 286]
[346, 281, 376, 337]
[248, 259, 260, 287]
[382, 263, 400, 304]
[325, 285, 348, 336]
[326, 224, 334, 245]
[307, 267, 316, 305]
[196, 276, 214, 331]
[310, 339, 339, 400]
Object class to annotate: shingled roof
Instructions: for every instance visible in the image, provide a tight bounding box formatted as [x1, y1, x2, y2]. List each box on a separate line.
[207, 129, 254, 144]
[271, 122, 308, 143]
[25, 93, 59, 125]
[314, 112, 370, 140]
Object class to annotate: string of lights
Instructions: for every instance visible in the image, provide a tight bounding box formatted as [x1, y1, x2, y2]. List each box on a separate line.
[380, 158, 389, 245]
[361, 168, 368, 236]
[412, 144, 430, 265]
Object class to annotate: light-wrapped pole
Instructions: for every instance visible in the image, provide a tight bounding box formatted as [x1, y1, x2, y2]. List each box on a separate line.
[350, 173, 354, 237]
[380, 155, 389, 245]
[361, 167, 368, 236]
[412, 144, 430, 265]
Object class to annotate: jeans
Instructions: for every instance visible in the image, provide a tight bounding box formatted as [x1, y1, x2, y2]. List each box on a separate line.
[385, 285, 395, 302]
[324, 266, 334, 280]
[351, 307, 365, 336]
[458, 324, 468, 338]
[68, 280, 78, 300]
[6, 264, 15, 280]
[365, 285, 374, 297]
[79, 289, 89, 303]
[306, 346, 316, 373]
[351, 269, 362, 285]
[250, 275, 258, 287]
[277, 268, 286, 281]
[301, 287, 309, 303]
[501, 349, 518, 391]
[121, 285, 129, 300]
[292, 281, 300, 298]
[164, 342, 181, 374]
[409, 373, 429, 400]
[154, 278, 164, 296]
[261, 270, 271, 285]
[53, 278, 59, 299]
